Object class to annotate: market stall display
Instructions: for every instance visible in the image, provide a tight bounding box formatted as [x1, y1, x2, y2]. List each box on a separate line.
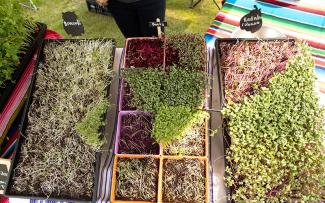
[5, 39, 116, 202]
[110, 34, 210, 203]
[215, 39, 324, 202]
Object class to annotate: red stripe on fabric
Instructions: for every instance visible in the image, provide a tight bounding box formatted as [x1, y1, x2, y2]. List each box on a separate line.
[207, 28, 230, 38]
[2, 129, 19, 153]
[315, 59, 325, 68]
[215, 12, 240, 27]
[258, 0, 325, 16]
[0, 196, 9, 203]
[286, 34, 325, 50]
[45, 29, 63, 39]
[0, 56, 35, 136]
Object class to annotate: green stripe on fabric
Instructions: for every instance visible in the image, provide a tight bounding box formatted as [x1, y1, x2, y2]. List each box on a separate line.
[223, 4, 323, 37]
[310, 47, 325, 57]
[212, 20, 237, 31]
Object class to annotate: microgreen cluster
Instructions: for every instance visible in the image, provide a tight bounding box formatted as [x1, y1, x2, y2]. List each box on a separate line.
[163, 159, 206, 203]
[125, 38, 164, 68]
[166, 33, 206, 71]
[219, 40, 297, 102]
[118, 113, 159, 154]
[0, 0, 36, 87]
[116, 158, 158, 201]
[75, 99, 108, 150]
[123, 67, 206, 112]
[10, 40, 115, 199]
[164, 121, 205, 156]
[161, 67, 206, 108]
[122, 68, 164, 112]
[223, 43, 325, 201]
[153, 106, 209, 145]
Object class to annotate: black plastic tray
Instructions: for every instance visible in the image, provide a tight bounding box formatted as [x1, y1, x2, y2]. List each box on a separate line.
[4, 38, 116, 203]
[212, 38, 296, 203]
[86, 0, 112, 16]
[0, 22, 47, 113]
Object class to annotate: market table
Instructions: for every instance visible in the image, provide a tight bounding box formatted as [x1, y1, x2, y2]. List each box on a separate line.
[5, 1, 324, 201]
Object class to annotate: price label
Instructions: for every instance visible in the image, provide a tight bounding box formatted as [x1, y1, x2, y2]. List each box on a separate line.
[0, 159, 10, 194]
[62, 11, 85, 36]
[240, 5, 263, 33]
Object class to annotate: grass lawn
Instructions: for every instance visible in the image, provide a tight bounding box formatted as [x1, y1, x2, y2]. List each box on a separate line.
[25, 0, 220, 47]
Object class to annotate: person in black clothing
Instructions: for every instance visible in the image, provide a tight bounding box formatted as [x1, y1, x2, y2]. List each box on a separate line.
[97, 0, 166, 38]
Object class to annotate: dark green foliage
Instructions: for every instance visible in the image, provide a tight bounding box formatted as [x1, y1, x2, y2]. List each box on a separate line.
[153, 106, 209, 145]
[166, 33, 206, 71]
[0, 0, 36, 87]
[161, 67, 206, 108]
[75, 99, 108, 150]
[123, 67, 206, 112]
[122, 68, 163, 112]
[223, 43, 325, 201]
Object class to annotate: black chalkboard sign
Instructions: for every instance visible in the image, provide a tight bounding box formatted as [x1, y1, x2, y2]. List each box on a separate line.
[62, 11, 85, 36]
[240, 5, 262, 33]
[0, 159, 10, 194]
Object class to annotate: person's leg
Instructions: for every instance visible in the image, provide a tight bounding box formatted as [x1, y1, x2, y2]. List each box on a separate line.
[109, 0, 141, 38]
[136, 0, 166, 37]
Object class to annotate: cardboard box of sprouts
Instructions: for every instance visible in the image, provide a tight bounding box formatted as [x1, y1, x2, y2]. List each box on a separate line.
[5, 39, 116, 202]
[212, 39, 325, 202]
[110, 34, 210, 203]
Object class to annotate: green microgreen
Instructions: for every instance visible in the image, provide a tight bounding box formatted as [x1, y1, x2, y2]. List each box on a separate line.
[164, 121, 205, 156]
[153, 106, 209, 145]
[223, 42, 325, 202]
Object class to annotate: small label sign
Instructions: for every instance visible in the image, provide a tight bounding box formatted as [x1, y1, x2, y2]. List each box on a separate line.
[62, 11, 85, 36]
[240, 5, 262, 33]
[0, 159, 10, 194]
[148, 21, 167, 28]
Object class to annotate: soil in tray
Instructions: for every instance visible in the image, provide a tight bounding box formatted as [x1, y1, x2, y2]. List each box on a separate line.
[121, 81, 137, 111]
[164, 122, 205, 156]
[219, 40, 297, 102]
[118, 113, 159, 155]
[8, 40, 115, 200]
[163, 159, 206, 203]
[124, 38, 164, 68]
[115, 157, 159, 201]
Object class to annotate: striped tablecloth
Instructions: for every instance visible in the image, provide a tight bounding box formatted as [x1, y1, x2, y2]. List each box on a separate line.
[0, 30, 63, 158]
[205, 0, 325, 104]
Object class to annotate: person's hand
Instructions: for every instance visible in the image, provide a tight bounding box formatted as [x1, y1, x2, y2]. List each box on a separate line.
[96, 0, 108, 6]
